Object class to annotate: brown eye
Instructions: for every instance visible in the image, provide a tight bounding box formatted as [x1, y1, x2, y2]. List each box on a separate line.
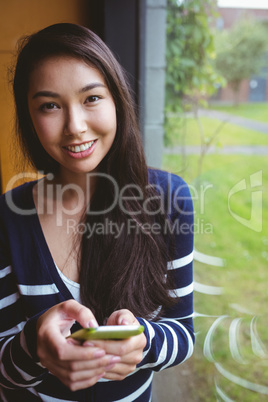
[40, 102, 59, 111]
[85, 96, 100, 103]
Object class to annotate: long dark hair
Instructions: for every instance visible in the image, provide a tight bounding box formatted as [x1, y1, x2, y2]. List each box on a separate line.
[13, 23, 176, 323]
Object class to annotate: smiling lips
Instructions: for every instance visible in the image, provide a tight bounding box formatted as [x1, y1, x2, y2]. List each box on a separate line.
[65, 140, 96, 153]
[63, 140, 97, 159]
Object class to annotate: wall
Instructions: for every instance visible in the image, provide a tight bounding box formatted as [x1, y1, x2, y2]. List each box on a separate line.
[143, 0, 167, 168]
[0, 0, 88, 192]
[218, 79, 250, 104]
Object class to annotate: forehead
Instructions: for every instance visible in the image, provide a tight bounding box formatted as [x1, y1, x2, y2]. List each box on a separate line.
[29, 56, 106, 90]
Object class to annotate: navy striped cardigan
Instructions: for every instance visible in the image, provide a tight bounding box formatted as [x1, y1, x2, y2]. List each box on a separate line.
[0, 169, 194, 401]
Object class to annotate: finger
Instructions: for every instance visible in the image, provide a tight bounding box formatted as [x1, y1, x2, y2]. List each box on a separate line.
[60, 343, 107, 362]
[86, 338, 130, 356]
[57, 369, 106, 391]
[118, 312, 137, 326]
[103, 372, 128, 381]
[46, 356, 121, 390]
[39, 350, 116, 382]
[90, 334, 145, 356]
[41, 338, 107, 364]
[103, 349, 144, 380]
[59, 354, 121, 372]
[58, 300, 99, 328]
[106, 309, 137, 326]
[66, 338, 81, 346]
[64, 367, 107, 383]
[102, 362, 137, 381]
[102, 348, 143, 380]
[58, 358, 114, 381]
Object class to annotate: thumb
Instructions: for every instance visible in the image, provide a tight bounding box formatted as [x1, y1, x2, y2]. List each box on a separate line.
[107, 309, 137, 326]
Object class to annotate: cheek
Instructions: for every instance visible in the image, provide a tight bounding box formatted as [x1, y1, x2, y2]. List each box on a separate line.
[31, 115, 61, 140]
[93, 104, 117, 136]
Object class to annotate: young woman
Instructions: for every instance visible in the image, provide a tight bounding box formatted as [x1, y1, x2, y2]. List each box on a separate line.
[0, 23, 194, 401]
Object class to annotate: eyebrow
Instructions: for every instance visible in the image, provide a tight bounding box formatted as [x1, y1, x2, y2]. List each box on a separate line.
[32, 82, 106, 99]
[80, 83, 106, 93]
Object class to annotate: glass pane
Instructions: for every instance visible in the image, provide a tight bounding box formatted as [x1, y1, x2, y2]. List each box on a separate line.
[162, 1, 268, 400]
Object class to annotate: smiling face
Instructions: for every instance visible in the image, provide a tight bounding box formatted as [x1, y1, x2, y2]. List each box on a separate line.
[27, 56, 117, 181]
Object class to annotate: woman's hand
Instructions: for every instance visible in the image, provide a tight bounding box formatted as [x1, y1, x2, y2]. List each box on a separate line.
[85, 309, 147, 381]
[36, 300, 121, 391]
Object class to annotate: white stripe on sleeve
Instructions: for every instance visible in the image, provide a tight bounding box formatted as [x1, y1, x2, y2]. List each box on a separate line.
[0, 335, 42, 388]
[140, 320, 156, 361]
[162, 318, 194, 363]
[158, 324, 178, 370]
[0, 293, 19, 309]
[10, 355, 37, 382]
[139, 325, 168, 369]
[38, 393, 78, 402]
[170, 282, 194, 298]
[18, 284, 59, 296]
[113, 372, 154, 402]
[167, 251, 193, 270]
[0, 266, 12, 279]
[0, 321, 26, 337]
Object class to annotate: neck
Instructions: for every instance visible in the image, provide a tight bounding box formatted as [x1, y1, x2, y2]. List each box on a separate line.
[59, 167, 98, 191]
[45, 170, 97, 216]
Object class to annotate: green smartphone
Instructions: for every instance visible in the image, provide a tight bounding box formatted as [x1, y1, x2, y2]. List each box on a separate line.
[68, 325, 144, 341]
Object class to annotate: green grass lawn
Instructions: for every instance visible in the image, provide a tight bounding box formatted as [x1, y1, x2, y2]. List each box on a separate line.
[163, 153, 268, 311]
[162, 153, 268, 401]
[164, 115, 268, 147]
[162, 106, 268, 400]
[211, 102, 268, 124]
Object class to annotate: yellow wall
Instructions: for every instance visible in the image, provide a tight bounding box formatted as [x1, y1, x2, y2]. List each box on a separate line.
[0, 0, 88, 192]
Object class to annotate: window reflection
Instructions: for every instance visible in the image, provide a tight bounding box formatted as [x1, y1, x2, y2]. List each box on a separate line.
[163, 0, 268, 400]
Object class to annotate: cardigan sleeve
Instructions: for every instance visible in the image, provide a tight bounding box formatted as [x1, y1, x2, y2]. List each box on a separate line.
[137, 174, 195, 371]
[0, 198, 48, 390]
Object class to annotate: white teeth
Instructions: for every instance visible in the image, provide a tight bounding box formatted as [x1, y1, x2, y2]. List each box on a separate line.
[66, 141, 95, 153]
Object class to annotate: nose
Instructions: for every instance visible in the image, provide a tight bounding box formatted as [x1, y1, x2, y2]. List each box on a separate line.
[64, 106, 87, 136]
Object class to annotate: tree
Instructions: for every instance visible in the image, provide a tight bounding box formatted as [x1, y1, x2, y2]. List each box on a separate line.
[214, 18, 268, 105]
[165, 0, 225, 179]
[165, 0, 222, 115]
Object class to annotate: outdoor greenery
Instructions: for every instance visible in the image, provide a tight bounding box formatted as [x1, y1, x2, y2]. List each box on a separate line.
[162, 114, 268, 400]
[211, 102, 268, 124]
[164, 2, 268, 399]
[165, 116, 268, 147]
[214, 19, 268, 105]
[165, 0, 223, 114]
